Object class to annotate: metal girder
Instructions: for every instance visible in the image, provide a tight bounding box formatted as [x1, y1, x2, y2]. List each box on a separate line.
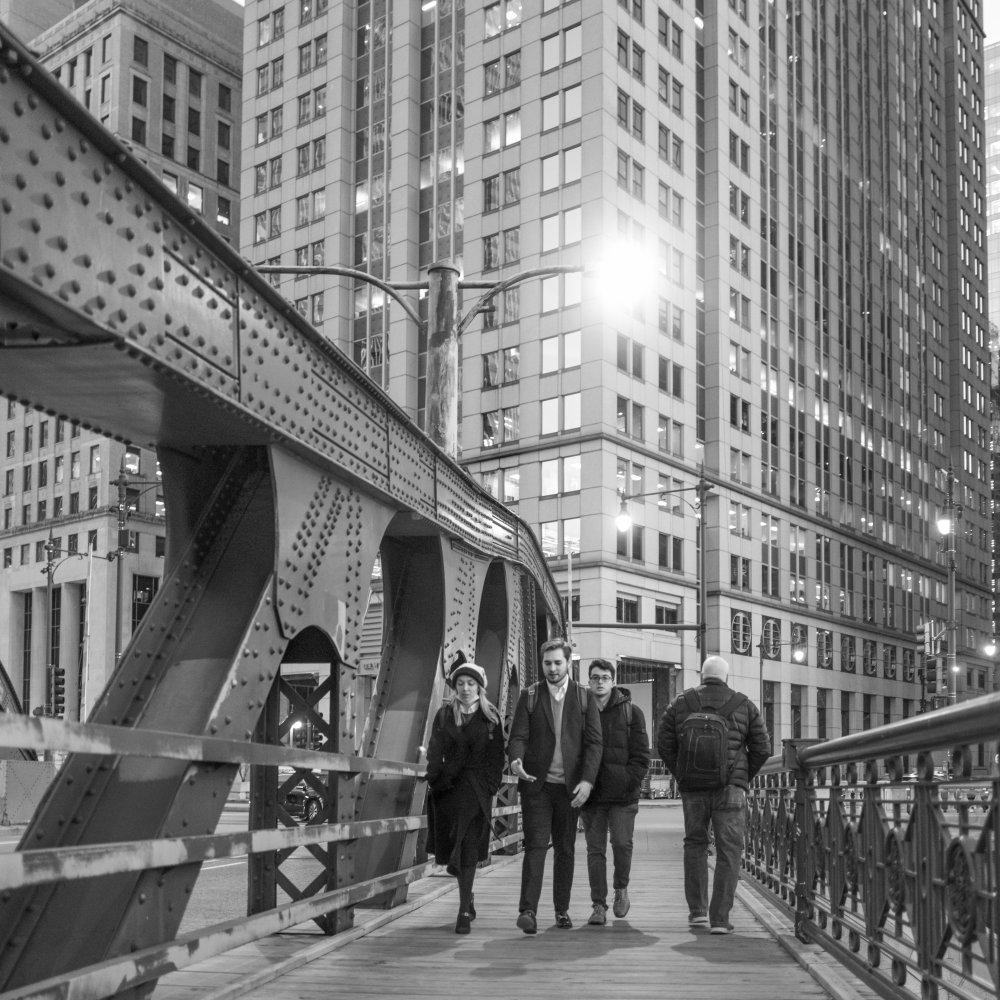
[0, 22, 565, 995]
[0, 24, 560, 619]
[0, 446, 279, 991]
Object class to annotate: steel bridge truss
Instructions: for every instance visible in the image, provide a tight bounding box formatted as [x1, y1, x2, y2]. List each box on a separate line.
[0, 24, 561, 997]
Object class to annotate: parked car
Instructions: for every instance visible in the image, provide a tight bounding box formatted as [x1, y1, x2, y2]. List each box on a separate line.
[278, 767, 324, 822]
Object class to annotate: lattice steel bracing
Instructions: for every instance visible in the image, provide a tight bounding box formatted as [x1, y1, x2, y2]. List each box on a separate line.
[0, 23, 563, 995]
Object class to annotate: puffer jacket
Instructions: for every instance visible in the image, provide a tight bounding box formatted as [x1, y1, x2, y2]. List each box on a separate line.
[587, 686, 650, 806]
[656, 678, 771, 790]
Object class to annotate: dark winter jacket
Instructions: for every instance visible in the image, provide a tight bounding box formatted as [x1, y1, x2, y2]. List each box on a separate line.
[507, 681, 603, 796]
[656, 678, 771, 791]
[586, 686, 650, 807]
[425, 705, 505, 866]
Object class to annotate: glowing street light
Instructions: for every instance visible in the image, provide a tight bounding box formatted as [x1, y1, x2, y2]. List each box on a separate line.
[613, 470, 713, 654]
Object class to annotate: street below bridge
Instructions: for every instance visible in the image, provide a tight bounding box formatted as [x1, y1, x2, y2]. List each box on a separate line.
[151, 803, 880, 1000]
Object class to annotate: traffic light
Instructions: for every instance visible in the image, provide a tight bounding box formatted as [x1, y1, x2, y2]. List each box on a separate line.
[51, 668, 65, 718]
[916, 621, 935, 656]
[923, 660, 939, 694]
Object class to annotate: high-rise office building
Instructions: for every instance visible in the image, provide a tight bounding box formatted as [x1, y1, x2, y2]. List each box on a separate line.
[986, 36, 1000, 661]
[0, 0, 244, 721]
[242, 1, 993, 748]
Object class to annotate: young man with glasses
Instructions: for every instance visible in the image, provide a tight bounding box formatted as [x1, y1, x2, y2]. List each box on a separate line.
[580, 658, 650, 925]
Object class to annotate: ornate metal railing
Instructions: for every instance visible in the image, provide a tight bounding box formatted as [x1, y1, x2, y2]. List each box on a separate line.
[744, 693, 1000, 1000]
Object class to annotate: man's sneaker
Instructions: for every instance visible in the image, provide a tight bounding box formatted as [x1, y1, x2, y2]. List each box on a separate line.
[587, 904, 607, 926]
[516, 910, 537, 935]
[710, 923, 734, 935]
[613, 888, 630, 918]
[688, 914, 710, 926]
[555, 911, 573, 929]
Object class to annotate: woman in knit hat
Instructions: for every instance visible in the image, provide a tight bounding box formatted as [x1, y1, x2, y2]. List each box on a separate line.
[425, 656, 505, 934]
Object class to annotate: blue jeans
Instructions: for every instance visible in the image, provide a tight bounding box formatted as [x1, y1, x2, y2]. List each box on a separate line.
[581, 802, 638, 906]
[681, 785, 747, 925]
[519, 782, 577, 914]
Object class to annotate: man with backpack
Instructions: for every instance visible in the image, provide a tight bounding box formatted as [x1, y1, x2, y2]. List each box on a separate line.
[508, 638, 603, 933]
[580, 658, 650, 926]
[656, 654, 770, 935]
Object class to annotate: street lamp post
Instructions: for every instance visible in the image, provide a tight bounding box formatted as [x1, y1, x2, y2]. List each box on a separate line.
[256, 261, 583, 459]
[936, 467, 961, 706]
[612, 468, 714, 652]
[757, 635, 806, 711]
[757, 628, 806, 753]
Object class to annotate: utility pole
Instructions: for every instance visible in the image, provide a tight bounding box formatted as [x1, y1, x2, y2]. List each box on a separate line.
[940, 468, 960, 705]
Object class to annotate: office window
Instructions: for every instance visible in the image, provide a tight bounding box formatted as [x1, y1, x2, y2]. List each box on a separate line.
[616, 595, 640, 623]
[133, 36, 148, 66]
[484, 0, 522, 36]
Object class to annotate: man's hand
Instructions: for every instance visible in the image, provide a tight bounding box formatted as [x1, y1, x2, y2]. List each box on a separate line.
[511, 758, 536, 782]
[570, 780, 592, 809]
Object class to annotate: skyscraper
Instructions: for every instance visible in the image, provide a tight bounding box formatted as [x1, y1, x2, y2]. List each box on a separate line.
[0, 0, 244, 722]
[243, 1, 993, 748]
[986, 35, 1000, 669]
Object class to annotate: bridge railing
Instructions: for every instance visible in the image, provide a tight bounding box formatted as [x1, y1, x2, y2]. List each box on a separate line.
[0, 713, 521, 1000]
[744, 692, 1000, 1000]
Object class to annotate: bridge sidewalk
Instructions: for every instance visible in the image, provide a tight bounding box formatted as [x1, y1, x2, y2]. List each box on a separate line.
[154, 803, 878, 1000]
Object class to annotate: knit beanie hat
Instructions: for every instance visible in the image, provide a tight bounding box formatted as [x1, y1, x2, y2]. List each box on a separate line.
[448, 662, 488, 689]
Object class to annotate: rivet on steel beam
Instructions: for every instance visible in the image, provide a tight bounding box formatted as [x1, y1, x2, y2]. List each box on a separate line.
[14, 174, 26, 189]
[28, 150, 39, 165]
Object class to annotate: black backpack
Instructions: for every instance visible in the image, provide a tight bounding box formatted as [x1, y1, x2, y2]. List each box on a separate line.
[674, 689, 746, 791]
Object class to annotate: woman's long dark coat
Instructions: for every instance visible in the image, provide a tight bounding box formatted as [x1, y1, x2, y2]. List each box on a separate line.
[425, 705, 505, 870]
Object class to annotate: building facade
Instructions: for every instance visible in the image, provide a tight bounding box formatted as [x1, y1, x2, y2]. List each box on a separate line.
[0, 0, 244, 721]
[242, 0, 993, 752]
[987, 38, 1000, 652]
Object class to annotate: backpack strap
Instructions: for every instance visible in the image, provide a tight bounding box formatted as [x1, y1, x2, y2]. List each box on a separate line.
[526, 682, 539, 715]
[716, 692, 746, 719]
[683, 689, 702, 713]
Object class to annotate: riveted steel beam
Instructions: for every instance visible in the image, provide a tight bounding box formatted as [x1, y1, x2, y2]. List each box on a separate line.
[0, 24, 560, 621]
[0, 22, 564, 993]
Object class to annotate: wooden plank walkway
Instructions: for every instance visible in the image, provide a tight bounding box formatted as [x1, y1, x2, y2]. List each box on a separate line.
[154, 803, 878, 1000]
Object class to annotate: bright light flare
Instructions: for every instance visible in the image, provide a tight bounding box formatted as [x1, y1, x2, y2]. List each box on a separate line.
[591, 240, 660, 315]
